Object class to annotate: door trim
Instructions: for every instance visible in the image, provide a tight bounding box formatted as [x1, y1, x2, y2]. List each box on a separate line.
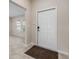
[37, 8, 56, 13]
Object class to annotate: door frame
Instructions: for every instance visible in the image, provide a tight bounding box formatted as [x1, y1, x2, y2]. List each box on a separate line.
[36, 8, 58, 51]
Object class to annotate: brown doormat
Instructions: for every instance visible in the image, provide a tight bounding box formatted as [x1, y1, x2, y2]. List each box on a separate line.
[25, 46, 58, 59]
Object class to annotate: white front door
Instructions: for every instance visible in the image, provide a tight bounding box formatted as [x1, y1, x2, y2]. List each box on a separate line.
[37, 8, 57, 51]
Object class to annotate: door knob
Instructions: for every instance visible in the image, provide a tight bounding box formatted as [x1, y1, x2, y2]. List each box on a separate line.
[37, 26, 40, 31]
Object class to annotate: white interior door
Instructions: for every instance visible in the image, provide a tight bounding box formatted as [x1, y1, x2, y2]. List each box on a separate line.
[37, 8, 57, 51]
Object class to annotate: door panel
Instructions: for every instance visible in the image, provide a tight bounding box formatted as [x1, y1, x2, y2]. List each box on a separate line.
[37, 8, 57, 51]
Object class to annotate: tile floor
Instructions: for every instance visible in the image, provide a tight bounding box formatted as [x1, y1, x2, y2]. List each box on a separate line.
[9, 36, 35, 59]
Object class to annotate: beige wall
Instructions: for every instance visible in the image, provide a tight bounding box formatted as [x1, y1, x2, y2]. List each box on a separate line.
[11, 0, 32, 44]
[57, 0, 69, 58]
[57, 0, 69, 54]
[31, 0, 69, 59]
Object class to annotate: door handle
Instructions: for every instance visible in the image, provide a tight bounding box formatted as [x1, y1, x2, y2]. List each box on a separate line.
[37, 26, 40, 31]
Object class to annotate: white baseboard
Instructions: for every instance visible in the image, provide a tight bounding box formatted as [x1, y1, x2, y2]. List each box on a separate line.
[58, 50, 69, 56]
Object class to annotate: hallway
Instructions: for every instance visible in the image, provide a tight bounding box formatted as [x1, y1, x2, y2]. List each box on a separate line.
[9, 0, 69, 59]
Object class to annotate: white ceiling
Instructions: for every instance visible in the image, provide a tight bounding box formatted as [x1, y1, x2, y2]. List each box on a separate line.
[9, 1, 25, 17]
